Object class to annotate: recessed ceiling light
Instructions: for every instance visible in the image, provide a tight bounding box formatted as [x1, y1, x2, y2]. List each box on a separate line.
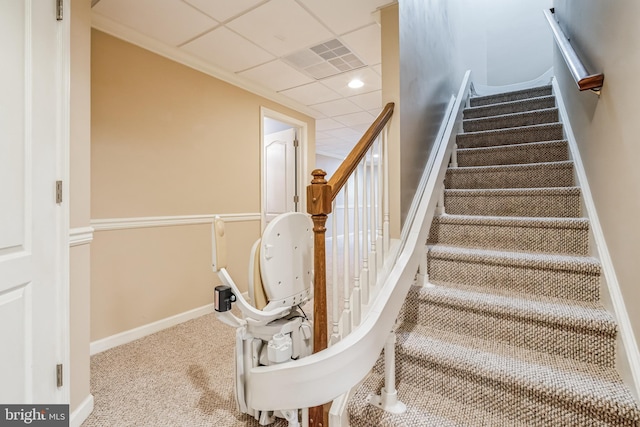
[348, 79, 364, 89]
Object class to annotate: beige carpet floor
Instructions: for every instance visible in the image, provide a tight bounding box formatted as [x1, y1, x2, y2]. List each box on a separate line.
[82, 312, 288, 427]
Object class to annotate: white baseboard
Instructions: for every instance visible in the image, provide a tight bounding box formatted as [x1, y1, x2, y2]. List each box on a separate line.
[552, 77, 640, 398]
[90, 304, 215, 355]
[70, 394, 94, 427]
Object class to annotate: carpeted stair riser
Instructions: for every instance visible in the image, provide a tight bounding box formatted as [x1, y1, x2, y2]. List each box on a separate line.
[444, 187, 582, 217]
[463, 95, 556, 120]
[470, 85, 553, 107]
[427, 245, 601, 302]
[463, 108, 559, 133]
[457, 122, 565, 149]
[457, 140, 569, 167]
[400, 286, 616, 366]
[386, 326, 639, 427]
[428, 215, 589, 255]
[445, 161, 574, 189]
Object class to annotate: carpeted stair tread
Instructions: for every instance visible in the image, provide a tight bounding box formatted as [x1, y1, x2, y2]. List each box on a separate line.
[445, 160, 574, 189]
[457, 139, 569, 167]
[464, 95, 556, 119]
[457, 122, 564, 149]
[427, 244, 600, 274]
[463, 107, 559, 132]
[444, 186, 581, 217]
[470, 85, 553, 107]
[391, 323, 640, 426]
[402, 283, 616, 365]
[428, 214, 589, 255]
[427, 248, 600, 302]
[347, 370, 530, 427]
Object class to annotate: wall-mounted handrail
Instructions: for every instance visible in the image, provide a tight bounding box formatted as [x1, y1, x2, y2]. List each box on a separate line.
[544, 8, 604, 93]
[306, 102, 394, 426]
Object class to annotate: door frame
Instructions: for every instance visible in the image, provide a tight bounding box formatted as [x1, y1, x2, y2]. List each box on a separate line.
[260, 107, 308, 232]
[57, 0, 71, 404]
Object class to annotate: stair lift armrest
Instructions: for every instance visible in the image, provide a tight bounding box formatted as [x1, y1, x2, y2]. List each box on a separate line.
[216, 268, 290, 326]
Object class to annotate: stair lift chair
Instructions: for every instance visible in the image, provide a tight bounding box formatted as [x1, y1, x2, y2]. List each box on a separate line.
[211, 212, 314, 426]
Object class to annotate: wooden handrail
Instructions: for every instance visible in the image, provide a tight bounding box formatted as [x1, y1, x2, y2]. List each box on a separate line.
[328, 102, 395, 199]
[306, 102, 394, 427]
[544, 8, 604, 93]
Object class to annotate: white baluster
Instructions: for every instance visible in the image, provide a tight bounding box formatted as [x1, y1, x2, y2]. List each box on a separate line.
[369, 148, 377, 289]
[342, 183, 351, 336]
[377, 137, 383, 265]
[330, 199, 340, 345]
[352, 167, 361, 326]
[361, 160, 370, 304]
[383, 124, 390, 255]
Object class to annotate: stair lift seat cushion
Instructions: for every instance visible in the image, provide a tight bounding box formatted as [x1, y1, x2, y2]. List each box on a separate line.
[248, 239, 269, 310]
[259, 212, 314, 310]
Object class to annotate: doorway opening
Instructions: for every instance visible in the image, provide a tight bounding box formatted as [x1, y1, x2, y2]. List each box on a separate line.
[260, 108, 308, 231]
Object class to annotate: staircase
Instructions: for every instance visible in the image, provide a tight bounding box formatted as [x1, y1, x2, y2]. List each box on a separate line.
[347, 85, 640, 426]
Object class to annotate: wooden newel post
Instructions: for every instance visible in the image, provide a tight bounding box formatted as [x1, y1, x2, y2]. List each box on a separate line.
[307, 169, 332, 427]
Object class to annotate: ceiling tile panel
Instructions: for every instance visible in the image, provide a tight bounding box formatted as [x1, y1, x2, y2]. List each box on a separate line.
[333, 111, 375, 127]
[184, 0, 264, 22]
[348, 90, 382, 111]
[320, 68, 382, 97]
[227, 0, 334, 57]
[298, 0, 391, 35]
[372, 63, 383, 75]
[279, 82, 341, 106]
[181, 27, 274, 72]
[341, 24, 381, 66]
[316, 118, 344, 132]
[93, 0, 218, 46]
[311, 98, 362, 117]
[238, 60, 314, 92]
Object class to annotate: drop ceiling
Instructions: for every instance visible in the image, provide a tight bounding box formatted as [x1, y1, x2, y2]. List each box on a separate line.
[91, 0, 394, 158]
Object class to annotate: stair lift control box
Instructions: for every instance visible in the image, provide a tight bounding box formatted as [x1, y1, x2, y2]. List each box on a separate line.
[211, 212, 314, 426]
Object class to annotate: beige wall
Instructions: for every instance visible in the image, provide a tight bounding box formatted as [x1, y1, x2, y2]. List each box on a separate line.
[70, 0, 92, 414]
[381, 3, 401, 238]
[91, 31, 315, 340]
[553, 0, 640, 343]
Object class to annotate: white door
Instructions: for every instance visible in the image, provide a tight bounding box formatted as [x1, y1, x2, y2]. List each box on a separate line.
[0, 0, 66, 403]
[264, 128, 297, 225]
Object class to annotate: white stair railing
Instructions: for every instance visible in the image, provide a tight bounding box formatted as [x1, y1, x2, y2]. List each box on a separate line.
[326, 133, 393, 343]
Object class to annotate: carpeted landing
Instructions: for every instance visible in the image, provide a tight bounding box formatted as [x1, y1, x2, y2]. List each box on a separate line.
[82, 311, 287, 427]
[347, 85, 640, 426]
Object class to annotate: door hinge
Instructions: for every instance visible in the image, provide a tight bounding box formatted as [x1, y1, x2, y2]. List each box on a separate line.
[56, 364, 63, 387]
[55, 181, 63, 204]
[294, 195, 299, 204]
[293, 138, 299, 148]
[56, 0, 63, 21]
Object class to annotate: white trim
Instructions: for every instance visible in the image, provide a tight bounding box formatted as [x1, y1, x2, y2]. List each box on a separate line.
[552, 77, 640, 398]
[472, 67, 555, 96]
[57, 0, 72, 406]
[90, 304, 215, 355]
[90, 213, 260, 232]
[70, 394, 94, 427]
[91, 13, 318, 120]
[260, 107, 309, 232]
[69, 226, 94, 247]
